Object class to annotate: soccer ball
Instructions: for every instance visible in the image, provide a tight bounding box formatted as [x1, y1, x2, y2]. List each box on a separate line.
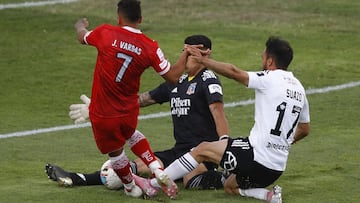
[100, 160, 123, 190]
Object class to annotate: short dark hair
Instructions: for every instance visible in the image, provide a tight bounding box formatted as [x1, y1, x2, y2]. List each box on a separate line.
[265, 36, 293, 70]
[184, 35, 212, 50]
[117, 0, 141, 23]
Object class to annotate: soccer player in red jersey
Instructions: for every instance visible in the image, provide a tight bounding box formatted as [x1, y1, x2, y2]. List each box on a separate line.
[73, 0, 194, 199]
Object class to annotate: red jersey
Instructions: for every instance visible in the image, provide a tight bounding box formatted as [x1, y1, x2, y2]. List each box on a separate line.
[84, 24, 171, 117]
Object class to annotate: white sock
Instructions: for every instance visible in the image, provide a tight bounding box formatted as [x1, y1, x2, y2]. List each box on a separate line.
[148, 160, 162, 173]
[109, 151, 127, 165]
[124, 179, 135, 191]
[150, 152, 199, 188]
[165, 152, 199, 181]
[239, 188, 269, 200]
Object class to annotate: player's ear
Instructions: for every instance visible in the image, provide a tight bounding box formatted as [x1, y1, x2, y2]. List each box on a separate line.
[266, 57, 273, 67]
[138, 16, 142, 24]
[117, 15, 124, 25]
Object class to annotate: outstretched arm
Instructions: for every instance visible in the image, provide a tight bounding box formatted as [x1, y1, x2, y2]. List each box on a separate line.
[186, 46, 249, 86]
[161, 50, 188, 83]
[200, 58, 249, 86]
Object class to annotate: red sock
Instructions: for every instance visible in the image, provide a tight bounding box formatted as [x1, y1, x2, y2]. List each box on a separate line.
[110, 153, 133, 185]
[128, 130, 157, 166]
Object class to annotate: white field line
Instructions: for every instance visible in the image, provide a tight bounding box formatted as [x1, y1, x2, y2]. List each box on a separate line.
[0, 0, 78, 10]
[0, 81, 359, 139]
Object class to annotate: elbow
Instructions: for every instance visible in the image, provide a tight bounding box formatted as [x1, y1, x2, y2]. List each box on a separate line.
[292, 123, 310, 144]
[166, 77, 178, 84]
[299, 123, 310, 137]
[229, 65, 238, 78]
[170, 76, 179, 83]
[76, 31, 87, 44]
[304, 123, 311, 135]
[224, 65, 238, 81]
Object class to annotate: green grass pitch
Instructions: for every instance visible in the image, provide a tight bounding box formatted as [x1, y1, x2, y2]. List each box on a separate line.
[0, 0, 359, 202]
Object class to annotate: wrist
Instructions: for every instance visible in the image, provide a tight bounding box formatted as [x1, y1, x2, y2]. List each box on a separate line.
[77, 27, 87, 33]
[219, 135, 229, 140]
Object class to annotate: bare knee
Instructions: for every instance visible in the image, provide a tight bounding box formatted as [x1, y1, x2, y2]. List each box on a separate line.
[193, 141, 211, 152]
[190, 140, 227, 165]
[190, 141, 212, 162]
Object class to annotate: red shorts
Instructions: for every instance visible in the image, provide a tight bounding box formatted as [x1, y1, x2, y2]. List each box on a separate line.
[89, 113, 137, 154]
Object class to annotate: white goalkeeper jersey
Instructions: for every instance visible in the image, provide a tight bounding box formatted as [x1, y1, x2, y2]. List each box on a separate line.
[247, 70, 310, 171]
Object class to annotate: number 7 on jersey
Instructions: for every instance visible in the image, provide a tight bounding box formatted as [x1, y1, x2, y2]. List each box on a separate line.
[115, 52, 133, 82]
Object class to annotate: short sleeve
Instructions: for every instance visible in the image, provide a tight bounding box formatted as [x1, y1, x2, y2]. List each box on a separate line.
[299, 95, 310, 123]
[202, 70, 223, 105]
[83, 24, 107, 47]
[247, 71, 270, 90]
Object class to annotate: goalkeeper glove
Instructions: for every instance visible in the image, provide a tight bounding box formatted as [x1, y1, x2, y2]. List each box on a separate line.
[69, 94, 90, 124]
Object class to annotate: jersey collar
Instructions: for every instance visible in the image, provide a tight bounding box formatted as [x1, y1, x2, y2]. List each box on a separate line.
[122, 26, 142, 34]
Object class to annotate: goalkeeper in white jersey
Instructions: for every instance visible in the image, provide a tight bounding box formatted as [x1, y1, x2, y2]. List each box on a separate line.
[142, 36, 310, 203]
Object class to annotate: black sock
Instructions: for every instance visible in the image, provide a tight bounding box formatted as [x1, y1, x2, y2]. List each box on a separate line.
[129, 161, 138, 175]
[185, 170, 224, 190]
[70, 171, 102, 186]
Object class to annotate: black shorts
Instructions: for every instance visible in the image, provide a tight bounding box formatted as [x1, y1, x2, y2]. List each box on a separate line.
[155, 147, 217, 171]
[220, 137, 282, 189]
